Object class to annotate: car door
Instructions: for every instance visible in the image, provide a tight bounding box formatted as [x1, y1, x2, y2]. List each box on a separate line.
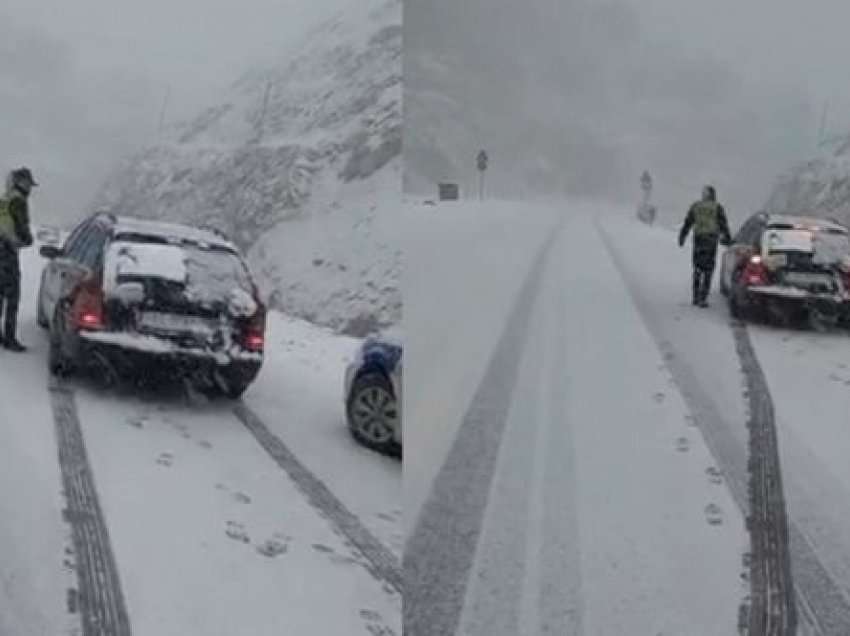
[41, 220, 91, 321]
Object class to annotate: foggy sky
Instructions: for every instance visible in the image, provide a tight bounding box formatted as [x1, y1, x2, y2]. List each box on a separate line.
[405, 0, 850, 223]
[0, 0, 343, 226]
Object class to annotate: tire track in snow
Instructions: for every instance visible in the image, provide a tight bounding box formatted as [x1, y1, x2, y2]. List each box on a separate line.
[232, 402, 402, 595]
[733, 324, 797, 635]
[597, 221, 850, 635]
[48, 378, 132, 636]
[403, 229, 560, 636]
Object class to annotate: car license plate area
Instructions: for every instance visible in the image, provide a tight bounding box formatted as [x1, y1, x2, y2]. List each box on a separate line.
[137, 311, 215, 337]
[783, 271, 835, 292]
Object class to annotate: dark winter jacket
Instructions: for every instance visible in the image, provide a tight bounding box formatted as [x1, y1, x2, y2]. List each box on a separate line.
[679, 200, 731, 247]
[0, 193, 33, 252]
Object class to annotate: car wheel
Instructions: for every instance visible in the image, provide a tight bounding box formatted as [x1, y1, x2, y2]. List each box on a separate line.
[36, 280, 48, 329]
[719, 263, 729, 297]
[809, 304, 838, 332]
[212, 365, 254, 400]
[346, 372, 400, 457]
[48, 305, 72, 377]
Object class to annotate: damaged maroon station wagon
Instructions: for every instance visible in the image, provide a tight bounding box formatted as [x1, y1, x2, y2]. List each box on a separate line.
[37, 212, 266, 397]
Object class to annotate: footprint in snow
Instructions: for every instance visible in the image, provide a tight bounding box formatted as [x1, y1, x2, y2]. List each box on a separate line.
[232, 492, 252, 505]
[312, 543, 334, 554]
[706, 466, 723, 484]
[376, 512, 396, 523]
[675, 437, 690, 452]
[653, 392, 666, 404]
[684, 415, 697, 427]
[705, 503, 723, 526]
[225, 521, 250, 544]
[198, 440, 212, 450]
[256, 536, 289, 558]
[829, 373, 842, 383]
[127, 415, 146, 429]
[156, 452, 173, 467]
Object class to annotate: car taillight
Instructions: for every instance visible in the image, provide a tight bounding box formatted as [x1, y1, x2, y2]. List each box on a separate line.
[242, 303, 266, 352]
[71, 278, 106, 331]
[742, 255, 769, 287]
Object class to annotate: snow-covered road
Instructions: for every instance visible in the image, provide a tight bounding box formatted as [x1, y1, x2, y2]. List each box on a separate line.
[602, 211, 850, 634]
[0, 243, 401, 635]
[405, 200, 747, 635]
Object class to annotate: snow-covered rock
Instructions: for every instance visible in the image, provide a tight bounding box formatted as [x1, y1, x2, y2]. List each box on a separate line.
[95, 0, 401, 334]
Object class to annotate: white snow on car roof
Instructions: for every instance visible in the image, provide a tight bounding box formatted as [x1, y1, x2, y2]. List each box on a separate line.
[112, 216, 236, 252]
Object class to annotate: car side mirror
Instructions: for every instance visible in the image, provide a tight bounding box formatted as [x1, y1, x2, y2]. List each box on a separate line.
[39, 245, 62, 260]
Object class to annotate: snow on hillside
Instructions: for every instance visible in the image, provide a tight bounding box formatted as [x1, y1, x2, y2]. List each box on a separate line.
[250, 158, 401, 335]
[95, 0, 401, 334]
[767, 141, 850, 226]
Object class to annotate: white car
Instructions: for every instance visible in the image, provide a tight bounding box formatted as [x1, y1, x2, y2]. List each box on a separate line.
[344, 330, 402, 457]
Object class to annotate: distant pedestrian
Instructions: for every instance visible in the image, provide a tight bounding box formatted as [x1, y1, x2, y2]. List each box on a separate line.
[0, 167, 36, 351]
[678, 185, 731, 308]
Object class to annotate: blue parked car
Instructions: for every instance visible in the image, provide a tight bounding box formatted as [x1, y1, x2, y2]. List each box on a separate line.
[344, 330, 402, 457]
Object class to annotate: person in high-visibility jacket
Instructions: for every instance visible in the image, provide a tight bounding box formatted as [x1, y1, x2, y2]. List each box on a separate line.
[678, 185, 732, 308]
[0, 168, 36, 351]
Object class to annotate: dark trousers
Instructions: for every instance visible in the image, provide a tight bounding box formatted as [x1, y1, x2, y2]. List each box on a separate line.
[692, 235, 719, 303]
[0, 247, 21, 341]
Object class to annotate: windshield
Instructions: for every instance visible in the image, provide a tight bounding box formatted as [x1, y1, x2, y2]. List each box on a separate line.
[105, 239, 253, 303]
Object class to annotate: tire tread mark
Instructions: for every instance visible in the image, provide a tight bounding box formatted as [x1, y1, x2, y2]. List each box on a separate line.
[403, 229, 561, 636]
[49, 378, 132, 636]
[734, 324, 797, 635]
[233, 403, 402, 595]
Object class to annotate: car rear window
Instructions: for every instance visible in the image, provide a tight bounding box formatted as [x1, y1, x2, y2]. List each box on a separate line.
[763, 228, 850, 264]
[104, 240, 253, 303]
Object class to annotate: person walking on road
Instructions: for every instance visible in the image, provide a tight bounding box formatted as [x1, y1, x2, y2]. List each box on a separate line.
[0, 167, 36, 351]
[678, 184, 732, 308]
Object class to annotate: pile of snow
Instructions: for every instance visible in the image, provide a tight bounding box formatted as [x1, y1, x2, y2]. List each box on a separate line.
[94, 0, 401, 333]
[105, 242, 188, 288]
